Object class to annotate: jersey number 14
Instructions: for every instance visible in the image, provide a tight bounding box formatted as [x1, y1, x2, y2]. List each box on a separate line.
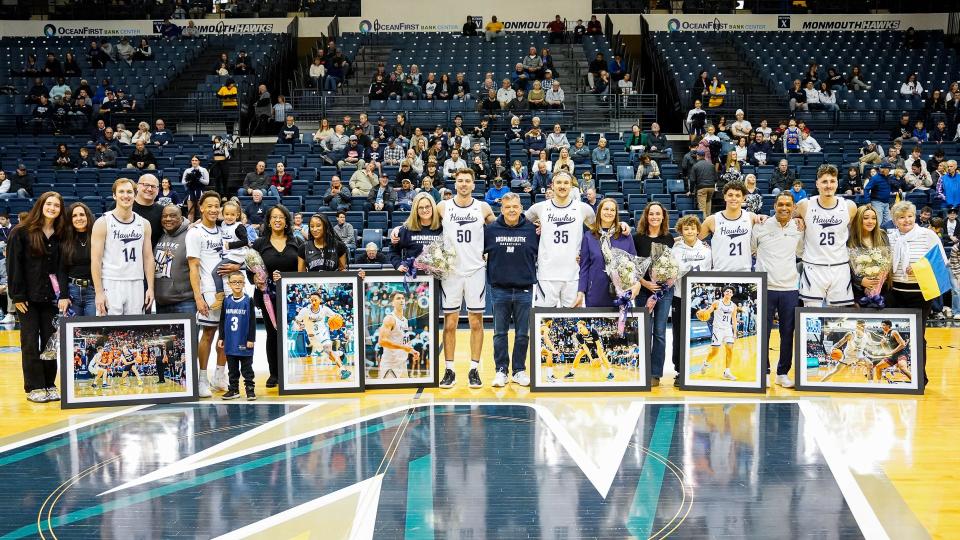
[123, 247, 137, 262]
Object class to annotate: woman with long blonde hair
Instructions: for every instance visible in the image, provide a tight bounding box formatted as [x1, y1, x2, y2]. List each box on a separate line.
[392, 193, 443, 273]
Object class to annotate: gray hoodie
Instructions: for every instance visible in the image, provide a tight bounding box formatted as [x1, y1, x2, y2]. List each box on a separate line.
[154, 218, 194, 305]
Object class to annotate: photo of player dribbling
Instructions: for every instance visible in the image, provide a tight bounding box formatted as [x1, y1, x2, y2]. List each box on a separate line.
[363, 272, 437, 387]
[795, 308, 924, 394]
[279, 274, 363, 394]
[59, 315, 197, 408]
[681, 272, 767, 392]
[530, 309, 650, 391]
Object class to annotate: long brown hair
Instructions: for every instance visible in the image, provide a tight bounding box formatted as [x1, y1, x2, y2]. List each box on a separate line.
[848, 205, 889, 248]
[637, 201, 671, 237]
[588, 198, 623, 239]
[61, 202, 94, 265]
[14, 191, 68, 256]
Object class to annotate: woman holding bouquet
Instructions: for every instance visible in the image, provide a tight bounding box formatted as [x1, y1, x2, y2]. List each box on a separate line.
[633, 202, 675, 384]
[249, 205, 302, 388]
[576, 198, 640, 307]
[848, 205, 891, 306]
[390, 193, 443, 272]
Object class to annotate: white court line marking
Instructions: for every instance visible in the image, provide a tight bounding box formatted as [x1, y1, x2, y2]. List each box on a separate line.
[0, 404, 149, 455]
[798, 401, 889, 540]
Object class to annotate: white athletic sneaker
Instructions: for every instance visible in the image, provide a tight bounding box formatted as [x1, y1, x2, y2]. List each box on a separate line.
[210, 371, 228, 392]
[510, 371, 530, 387]
[722, 370, 737, 381]
[945, 308, 953, 318]
[27, 389, 48, 403]
[0, 314, 15, 324]
[776, 375, 795, 388]
[198, 379, 212, 398]
[45, 387, 61, 401]
[491, 371, 508, 388]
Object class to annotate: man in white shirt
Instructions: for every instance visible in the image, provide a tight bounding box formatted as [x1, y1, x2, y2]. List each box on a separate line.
[752, 192, 804, 388]
[496, 79, 516, 109]
[545, 81, 565, 109]
[799, 131, 822, 153]
[730, 109, 752, 139]
[442, 148, 468, 180]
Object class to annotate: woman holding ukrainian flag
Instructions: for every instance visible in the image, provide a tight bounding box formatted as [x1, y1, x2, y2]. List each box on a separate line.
[888, 200, 949, 384]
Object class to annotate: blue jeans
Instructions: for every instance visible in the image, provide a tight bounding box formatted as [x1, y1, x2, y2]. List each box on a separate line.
[238, 186, 280, 198]
[951, 274, 960, 313]
[68, 282, 97, 316]
[767, 289, 799, 375]
[870, 201, 891, 225]
[639, 286, 674, 378]
[490, 285, 532, 374]
[156, 299, 198, 314]
[0, 189, 29, 200]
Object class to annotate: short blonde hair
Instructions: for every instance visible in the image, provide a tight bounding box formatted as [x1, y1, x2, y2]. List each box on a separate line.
[891, 200, 916, 219]
[675, 214, 702, 234]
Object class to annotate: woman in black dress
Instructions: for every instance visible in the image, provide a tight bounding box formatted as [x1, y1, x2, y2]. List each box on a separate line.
[298, 213, 348, 272]
[62, 202, 96, 316]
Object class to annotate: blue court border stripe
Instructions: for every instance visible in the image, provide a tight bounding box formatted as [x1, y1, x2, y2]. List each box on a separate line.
[404, 454, 434, 540]
[626, 406, 679, 538]
[2, 410, 430, 539]
[0, 423, 120, 468]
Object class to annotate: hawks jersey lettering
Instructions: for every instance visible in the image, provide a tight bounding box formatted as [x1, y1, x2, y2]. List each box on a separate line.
[713, 300, 736, 334]
[526, 199, 595, 280]
[102, 211, 146, 280]
[671, 241, 712, 298]
[803, 196, 850, 265]
[380, 313, 410, 362]
[711, 211, 752, 271]
[296, 305, 336, 342]
[185, 225, 224, 293]
[441, 199, 485, 275]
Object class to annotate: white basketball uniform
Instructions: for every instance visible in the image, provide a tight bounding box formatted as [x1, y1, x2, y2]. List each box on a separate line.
[88, 352, 105, 376]
[441, 198, 487, 312]
[379, 312, 410, 379]
[711, 300, 737, 346]
[526, 198, 595, 307]
[843, 329, 869, 363]
[800, 196, 853, 305]
[220, 221, 247, 263]
[711, 211, 753, 272]
[186, 224, 225, 326]
[296, 304, 336, 353]
[101, 211, 147, 315]
[672, 240, 712, 299]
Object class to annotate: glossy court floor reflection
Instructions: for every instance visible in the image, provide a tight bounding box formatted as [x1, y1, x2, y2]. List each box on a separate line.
[0, 326, 956, 539]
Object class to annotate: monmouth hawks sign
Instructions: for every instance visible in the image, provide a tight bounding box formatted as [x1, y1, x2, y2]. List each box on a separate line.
[0, 18, 289, 37]
[644, 13, 949, 32]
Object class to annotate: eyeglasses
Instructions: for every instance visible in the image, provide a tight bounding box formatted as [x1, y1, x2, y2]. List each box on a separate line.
[138, 183, 158, 189]
[228, 280, 246, 285]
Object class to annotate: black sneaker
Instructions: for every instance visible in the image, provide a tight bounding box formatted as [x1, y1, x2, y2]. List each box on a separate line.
[468, 368, 482, 389]
[245, 387, 257, 401]
[563, 371, 575, 379]
[439, 369, 456, 388]
[265, 376, 278, 388]
[222, 389, 240, 400]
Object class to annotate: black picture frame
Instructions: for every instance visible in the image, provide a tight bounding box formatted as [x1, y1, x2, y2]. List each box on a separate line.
[59, 314, 199, 409]
[529, 307, 651, 392]
[361, 271, 440, 389]
[678, 271, 768, 393]
[794, 307, 925, 395]
[277, 272, 364, 395]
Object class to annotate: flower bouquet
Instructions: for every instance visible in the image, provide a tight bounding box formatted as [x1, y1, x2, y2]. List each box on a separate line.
[411, 238, 457, 280]
[645, 246, 680, 313]
[849, 246, 892, 308]
[245, 250, 277, 329]
[600, 234, 651, 335]
[41, 275, 73, 361]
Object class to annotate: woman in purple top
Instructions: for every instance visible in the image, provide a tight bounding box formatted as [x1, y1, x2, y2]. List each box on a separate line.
[576, 198, 639, 307]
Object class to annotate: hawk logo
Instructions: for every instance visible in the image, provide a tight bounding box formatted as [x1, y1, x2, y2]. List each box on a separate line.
[778, 16, 791, 29]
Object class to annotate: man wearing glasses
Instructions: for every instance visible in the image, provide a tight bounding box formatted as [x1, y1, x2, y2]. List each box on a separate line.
[134, 173, 164, 247]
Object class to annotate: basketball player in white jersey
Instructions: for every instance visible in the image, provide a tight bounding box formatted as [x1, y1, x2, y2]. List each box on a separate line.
[540, 319, 559, 383]
[295, 291, 349, 379]
[525, 172, 596, 307]
[699, 287, 740, 380]
[88, 350, 108, 388]
[826, 320, 872, 380]
[795, 164, 857, 306]
[376, 291, 419, 379]
[436, 168, 495, 389]
[186, 192, 230, 397]
[698, 181, 755, 272]
[91, 178, 155, 315]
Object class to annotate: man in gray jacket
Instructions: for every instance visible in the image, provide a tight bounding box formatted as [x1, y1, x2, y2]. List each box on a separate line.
[239, 161, 278, 197]
[320, 124, 349, 165]
[154, 204, 196, 313]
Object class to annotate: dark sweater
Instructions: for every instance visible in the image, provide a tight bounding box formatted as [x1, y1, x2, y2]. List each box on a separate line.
[6, 226, 68, 303]
[483, 214, 539, 288]
[390, 226, 443, 269]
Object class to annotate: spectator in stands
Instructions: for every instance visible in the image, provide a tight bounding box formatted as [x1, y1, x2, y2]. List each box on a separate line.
[74, 147, 93, 169]
[233, 51, 254, 75]
[545, 80, 565, 109]
[529, 161, 551, 193]
[26, 78, 48, 106]
[270, 96, 293, 127]
[485, 16, 504, 41]
[0, 165, 33, 200]
[399, 76, 421, 100]
[925, 89, 946, 120]
[338, 135, 366, 171]
[913, 120, 929, 143]
[244, 191, 267, 230]
[18, 53, 39, 76]
[116, 37, 135, 66]
[801, 63, 819, 88]
[544, 15, 565, 43]
[93, 142, 116, 169]
[788, 79, 808, 112]
[239, 162, 274, 198]
[217, 79, 238, 134]
[277, 115, 300, 145]
[721, 151, 742, 184]
[406, 148, 424, 176]
[508, 89, 529, 115]
[747, 132, 770, 166]
[708, 76, 726, 108]
[478, 89, 497, 113]
[381, 137, 402, 167]
[442, 149, 468, 180]
[642, 123, 669, 162]
[41, 51, 62, 78]
[901, 73, 924, 98]
[269, 163, 292, 198]
[586, 15, 602, 34]
[355, 243, 386, 265]
[815, 82, 839, 112]
[133, 38, 153, 62]
[686, 100, 707, 141]
[905, 146, 927, 173]
[149, 119, 171, 147]
[889, 113, 913, 144]
[930, 120, 949, 144]
[130, 122, 151, 146]
[453, 73, 471, 100]
[421, 72, 438, 99]
[841, 166, 863, 196]
[905, 161, 933, 192]
[937, 161, 960, 209]
[570, 19, 586, 42]
[618, 73, 637, 102]
[608, 54, 625, 84]
[729, 109, 752, 140]
[782, 119, 802, 153]
[858, 140, 883, 173]
[527, 81, 547, 109]
[591, 138, 611, 168]
[461, 15, 479, 36]
[524, 125, 546, 161]
[770, 159, 796, 195]
[350, 162, 377, 198]
[86, 41, 110, 69]
[789, 180, 808, 203]
[847, 66, 871, 90]
[158, 18, 181, 39]
[366, 175, 396, 213]
[741, 174, 762, 214]
[332, 212, 356, 250]
[436, 74, 452, 100]
[308, 57, 327, 90]
[635, 154, 660, 181]
[734, 137, 749, 164]
[690, 150, 718, 214]
[545, 124, 570, 159]
[886, 146, 905, 171]
[369, 74, 389, 101]
[588, 53, 606, 90]
[496, 79, 516, 110]
[509, 159, 529, 189]
[481, 176, 510, 209]
[571, 137, 591, 166]
[865, 161, 895, 223]
[52, 144, 73, 170]
[48, 77, 70, 102]
[395, 178, 417, 212]
[799, 131, 822, 154]
[127, 141, 157, 171]
[158, 177, 181, 207]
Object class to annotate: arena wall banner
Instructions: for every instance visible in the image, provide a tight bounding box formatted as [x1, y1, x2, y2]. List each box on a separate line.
[642, 13, 949, 33]
[0, 18, 290, 38]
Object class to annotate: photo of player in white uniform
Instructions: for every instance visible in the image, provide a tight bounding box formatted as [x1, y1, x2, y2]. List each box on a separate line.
[376, 292, 420, 379]
[699, 288, 741, 381]
[295, 291, 349, 380]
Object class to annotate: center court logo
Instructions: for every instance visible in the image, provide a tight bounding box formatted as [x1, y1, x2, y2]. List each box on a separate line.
[667, 18, 681, 32]
[359, 20, 373, 33]
[43, 24, 57, 37]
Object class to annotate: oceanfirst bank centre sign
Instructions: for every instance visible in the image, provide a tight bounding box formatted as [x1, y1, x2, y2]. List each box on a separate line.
[645, 13, 949, 33]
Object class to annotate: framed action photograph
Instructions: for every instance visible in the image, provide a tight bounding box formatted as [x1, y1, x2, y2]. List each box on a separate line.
[679, 272, 767, 393]
[278, 273, 364, 395]
[794, 308, 925, 394]
[59, 314, 198, 409]
[529, 308, 650, 392]
[362, 272, 439, 388]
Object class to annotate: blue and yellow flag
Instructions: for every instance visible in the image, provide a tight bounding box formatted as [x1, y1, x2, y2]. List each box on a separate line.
[912, 245, 952, 301]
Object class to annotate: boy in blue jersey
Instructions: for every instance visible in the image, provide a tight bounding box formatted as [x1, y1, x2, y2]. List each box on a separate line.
[217, 271, 257, 400]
